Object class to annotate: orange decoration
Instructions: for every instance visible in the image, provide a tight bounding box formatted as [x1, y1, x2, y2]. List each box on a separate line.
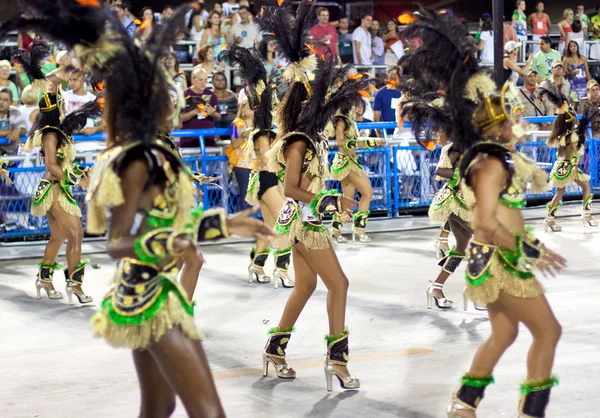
[277, 0, 285, 5]
[93, 81, 105, 91]
[347, 73, 363, 80]
[97, 97, 105, 109]
[192, 3, 200, 9]
[398, 13, 416, 25]
[386, 79, 397, 89]
[13, 62, 19, 69]
[320, 54, 326, 60]
[197, 104, 208, 116]
[437, 89, 446, 95]
[134, 19, 142, 25]
[368, 85, 377, 91]
[358, 90, 371, 98]
[422, 141, 436, 151]
[463, 55, 470, 63]
[76, 0, 100, 6]
[304, 43, 318, 54]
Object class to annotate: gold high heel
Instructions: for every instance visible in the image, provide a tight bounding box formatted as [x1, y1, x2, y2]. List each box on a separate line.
[64, 263, 93, 306]
[435, 237, 449, 259]
[35, 278, 63, 300]
[263, 329, 296, 379]
[544, 217, 561, 232]
[447, 400, 477, 417]
[248, 264, 271, 283]
[582, 214, 598, 227]
[351, 211, 371, 243]
[273, 269, 294, 289]
[324, 331, 360, 392]
[324, 361, 360, 392]
[351, 227, 371, 243]
[65, 284, 93, 305]
[329, 224, 347, 243]
[427, 282, 453, 309]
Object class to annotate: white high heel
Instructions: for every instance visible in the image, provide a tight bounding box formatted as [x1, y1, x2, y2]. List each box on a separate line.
[273, 269, 294, 289]
[351, 228, 371, 243]
[544, 217, 561, 232]
[582, 214, 598, 227]
[329, 225, 347, 243]
[435, 237, 449, 259]
[65, 283, 93, 305]
[35, 279, 63, 300]
[248, 264, 271, 283]
[426, 282, 453, 309]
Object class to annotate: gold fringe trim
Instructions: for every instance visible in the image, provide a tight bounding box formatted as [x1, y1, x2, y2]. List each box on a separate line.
[30, 183, 55, 217]
[31, 184, 81, 218]
[23, 130, 43, 153]
[463, 73, 497, 103]
[91, 292, 203, 350]
[57, 191, 82, 218]
[435, 144, 453, 181]
[549, 170, 590, 188]
[329, 157, 366, 181]
[307, 176, 325, 194]
[428, 198, 471, 223]
[31, 79, 50, 94]
[465, 256, 545, 305]
[86, 151, 125, 234]
[266, 139, 285, 174]
[173, 171, 196, 230]
[271, 216, 331, 251]
[283, 55, 318, 82]
[245, 178, 259, 206]
[512, 152, 549, 193]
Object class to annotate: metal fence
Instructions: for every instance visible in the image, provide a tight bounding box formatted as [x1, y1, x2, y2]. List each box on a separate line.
[1, 120, 598, 240]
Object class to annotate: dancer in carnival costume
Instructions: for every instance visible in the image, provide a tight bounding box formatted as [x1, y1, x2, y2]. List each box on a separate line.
[15, 39, 100, 305]
[402, 9, 567, 417]
[328, 102, 385, 243]
[3, 2, 274, 416]
[255, 0, 373, 391]
[219, 45, 294, 288]
[536, 84, 597, 231]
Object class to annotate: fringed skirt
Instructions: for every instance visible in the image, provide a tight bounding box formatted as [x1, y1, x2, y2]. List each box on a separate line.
[549, 158, 590, 188]
[330, 153, 366, 181]
[91, 258, 203, 350]
[428, 183, 471, 223]
[31, 180, 82, 218]
[465, 241, 544, 305]
[272, 198, 331, 251]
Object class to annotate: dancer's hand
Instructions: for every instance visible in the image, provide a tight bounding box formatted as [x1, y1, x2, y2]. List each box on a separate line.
[202, 175, 222, 184]
[339, 212, 352, 223]
[537, 246, 567, 277]
[172, 235, 196, 254]
[376, 138, 386, 147]
[227, 206, 277, 239]
[340, 196, 358, 213]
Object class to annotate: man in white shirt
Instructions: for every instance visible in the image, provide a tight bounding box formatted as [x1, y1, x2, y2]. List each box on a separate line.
[63, 70, 103, 136]
[222, 0, 240, 18]
[228, 6, 259, 48]
[352, 14, 373, 66]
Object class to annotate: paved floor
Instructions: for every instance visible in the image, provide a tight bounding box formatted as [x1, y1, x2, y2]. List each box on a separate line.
[0, 208, 599, 417]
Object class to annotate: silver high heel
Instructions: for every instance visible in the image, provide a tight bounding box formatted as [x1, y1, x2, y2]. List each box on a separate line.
[351, 228, 371, 243]
[324, 361, 360, 392]
[544, 217, 561, 232]
[65, 284, 93, 306]
[329, 224, 347, 243]
[435, 237, 449, 259]
[35, 278, 63, 300]
[447, 400, 477, 417]
[262, 352, 296, 379]
[427, 282, 453, 309]
[273, 269, 294, 289]
[248, 264, 271, 283]
[582, 214, 598, 227]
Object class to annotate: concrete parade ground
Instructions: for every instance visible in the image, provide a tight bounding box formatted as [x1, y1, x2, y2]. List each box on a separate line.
[0, 204, 599, 418]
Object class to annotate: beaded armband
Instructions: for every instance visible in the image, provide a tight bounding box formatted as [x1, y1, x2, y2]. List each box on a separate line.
[363, 138, 378, 149]
[0, 159, 8, 171]
[310, 190, 342, 218]
[516, 233, 545, 271]
[188, 207, 230, 242]
[61, 167, 80, 188]
[134, 228, 184, 264]
[448, 167, 461, 188]
[186, 166, 206, 184]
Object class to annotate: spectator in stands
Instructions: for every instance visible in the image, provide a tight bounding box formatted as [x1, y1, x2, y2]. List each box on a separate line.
[18, 86, 38, 134]
[383, 19, 402, 67]
[193, 45, 218, 87]
[187, 0, 208, 43]
[576, 4, 590, 33]
[228, 6, 259, 49]
[531, 35, 561, 80]
[371, 20, 385, 66]
[180, 67, 221, 148]
[0, 61, 18, 106]
[558, 8, 574, 55]
[164, 52, 188, 92]
[136, 7, 156, 42]
[17, 29, 35, 52]
[227, 100, 254, 209]
[373, 65, 401, 136]
[353, 14, 373, 66]
[477, 14, 494, 65]
[568, 19, 585, 51]
[528, 1, 551, 54]
[578, 79, 600, 138]
[590, 6, 600, 60]
[512, 0, 528, 43]
[212, 71, 237, 131]
[200, 11, 227, 60]
[518, 69, 551, 129]
[64, 70, 103, 136]
[259, 37, 278, 73]
[110, 1, 136, 38]
[0, 89, 26, 156]
[539, 60, 572, 114]
[563, 39, 591, 101]
[310, 7, 341, 64]
[504, 18, 519, 46]
[222, 0, 240, 20]
[338, 17, 354, 64]
[160, 5, 174, 23]
[503, 40, 533, 83]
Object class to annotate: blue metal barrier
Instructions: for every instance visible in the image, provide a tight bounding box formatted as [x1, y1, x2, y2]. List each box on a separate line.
[1, 123, 599, 240]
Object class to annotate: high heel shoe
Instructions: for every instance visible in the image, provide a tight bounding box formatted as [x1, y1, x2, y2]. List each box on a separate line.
[65, 284, 93, 305]
[273, 269, 294, 289]
[435, 237, 449, 259]
[248, 264, 271, 283]
[447, 401, 477, 418]
[35, 278, 63, 300]
[582, 214, 598, 227]
[263, 328, 296, 379]
[543, 217, 561, 232]
[447, 374, 494, 418]
[351, 228, 371, 243]
[427, 282, 453, 309]
[325, 331, 359, 391]
[329, 224, 347, 243]
[351, 211, 371, 243]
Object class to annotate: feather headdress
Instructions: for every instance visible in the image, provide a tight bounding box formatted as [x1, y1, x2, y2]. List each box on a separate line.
[11, 39, 51, 92]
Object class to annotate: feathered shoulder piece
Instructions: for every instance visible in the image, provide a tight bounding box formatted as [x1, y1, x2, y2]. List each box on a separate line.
[11, 39, 51, 92]
[255, 0, 317, 82]
[536, 80, 564, 109]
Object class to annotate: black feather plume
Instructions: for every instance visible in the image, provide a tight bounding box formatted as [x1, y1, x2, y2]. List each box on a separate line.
[11, 39, 50, 86]
[61, 99, 103, 136]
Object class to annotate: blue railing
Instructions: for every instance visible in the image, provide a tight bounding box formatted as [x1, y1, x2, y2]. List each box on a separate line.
[0, 120, 598, 240]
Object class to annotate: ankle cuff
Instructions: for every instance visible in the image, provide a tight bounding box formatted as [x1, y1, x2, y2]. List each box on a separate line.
[520, 376, 559, 395]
